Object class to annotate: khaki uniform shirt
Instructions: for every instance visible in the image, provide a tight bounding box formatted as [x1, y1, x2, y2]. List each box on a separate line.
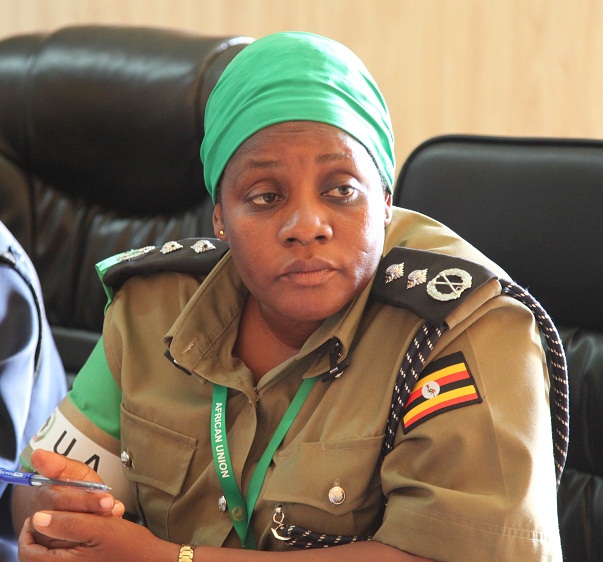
[23, 208, 562, 561]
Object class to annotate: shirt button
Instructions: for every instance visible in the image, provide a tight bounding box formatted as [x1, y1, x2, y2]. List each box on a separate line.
[328, 485, 345, 505]
[218, 495, 227, 512]
[121, 450, 133, 468]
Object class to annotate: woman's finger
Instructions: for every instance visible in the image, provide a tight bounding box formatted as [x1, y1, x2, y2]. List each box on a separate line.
[18, 517, 67, 561]
[32, 510, 109, 545]
[32, 483, 117, 515]
[26, 510, 163, 562]
[30, 449, 104, 483]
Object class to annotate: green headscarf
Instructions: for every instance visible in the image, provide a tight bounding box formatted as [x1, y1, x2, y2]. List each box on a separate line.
[201, 31, 395, 203]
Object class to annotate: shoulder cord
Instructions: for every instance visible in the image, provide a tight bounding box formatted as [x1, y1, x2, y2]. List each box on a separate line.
[499, 279, 569, 483]
[274, 279, 569, 549]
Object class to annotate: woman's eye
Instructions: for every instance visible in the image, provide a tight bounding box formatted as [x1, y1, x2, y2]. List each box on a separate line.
[326, 185, 356, 199]
[249, 192, 282, 205]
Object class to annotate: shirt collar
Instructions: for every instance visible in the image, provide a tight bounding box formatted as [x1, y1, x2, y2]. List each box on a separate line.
[164, 247, 380, 385]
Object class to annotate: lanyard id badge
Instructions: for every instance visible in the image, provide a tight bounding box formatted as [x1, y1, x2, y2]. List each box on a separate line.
[210, 377, 317, 549]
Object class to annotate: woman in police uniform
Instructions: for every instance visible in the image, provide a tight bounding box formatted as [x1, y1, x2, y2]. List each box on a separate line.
[14, 32, 563, 561]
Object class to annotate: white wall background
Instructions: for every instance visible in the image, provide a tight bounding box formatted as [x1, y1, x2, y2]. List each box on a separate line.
[3, 0, 602, 174]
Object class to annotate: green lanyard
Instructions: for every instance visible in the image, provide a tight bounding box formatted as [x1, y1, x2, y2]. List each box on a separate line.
[210, 377, 318, 550]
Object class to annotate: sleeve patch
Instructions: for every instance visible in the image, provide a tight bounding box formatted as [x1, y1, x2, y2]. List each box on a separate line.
[23, 401, 135, 511]
[402, 352, 482, 434]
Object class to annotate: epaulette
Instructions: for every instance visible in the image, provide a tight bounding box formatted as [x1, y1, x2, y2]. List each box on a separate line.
[96, 238, 230, 307]
[370, 246, 497, 327]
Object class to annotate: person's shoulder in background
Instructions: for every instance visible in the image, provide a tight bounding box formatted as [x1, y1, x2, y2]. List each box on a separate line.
[0, 220, 67, 562]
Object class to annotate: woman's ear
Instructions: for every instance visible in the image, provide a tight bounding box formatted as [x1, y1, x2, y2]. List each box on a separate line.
[213, 203, 227, 240]
[384, 190, 393, 226]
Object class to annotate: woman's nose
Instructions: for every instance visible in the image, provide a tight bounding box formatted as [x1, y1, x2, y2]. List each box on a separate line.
[278, 200, 333, 245]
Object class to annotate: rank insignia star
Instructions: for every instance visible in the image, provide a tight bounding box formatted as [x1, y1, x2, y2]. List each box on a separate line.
[384, 262, 404, 284]
[160, 241, 183, 254]
[116, 246, 155, 262]
[407, 268, 428, 289]
[191, 240, 217, 254]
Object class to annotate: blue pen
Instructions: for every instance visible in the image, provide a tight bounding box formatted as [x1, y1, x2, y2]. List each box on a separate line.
[0, 467, 111, 492]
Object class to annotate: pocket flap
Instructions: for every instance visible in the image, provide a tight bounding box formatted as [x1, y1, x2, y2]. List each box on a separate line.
[263, 436, 383, 515]
[121, 406, 197, 496]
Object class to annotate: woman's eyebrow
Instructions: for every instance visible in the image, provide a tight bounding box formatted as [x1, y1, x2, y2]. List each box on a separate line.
[316, 151, 352, 163]
[244, 158, 282, 170]
[240, 152, 352, 171]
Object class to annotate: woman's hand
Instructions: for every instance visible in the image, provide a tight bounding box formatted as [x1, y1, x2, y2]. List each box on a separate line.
[18, 511, 176, 562]
[12, 449, 124, 550]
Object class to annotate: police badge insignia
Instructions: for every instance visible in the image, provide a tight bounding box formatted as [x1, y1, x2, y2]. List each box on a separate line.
[426, 268, 472, 301]
[191, 240, 217, 254]
[160, 241, 184, 254]
[116, 246, 155, 262]
[407, 268, 428, 289]
[384, 262, 404, 284]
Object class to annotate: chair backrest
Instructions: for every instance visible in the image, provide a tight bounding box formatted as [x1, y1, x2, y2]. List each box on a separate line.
[393, 134, 603, 562]
[0, 26, 252, 378]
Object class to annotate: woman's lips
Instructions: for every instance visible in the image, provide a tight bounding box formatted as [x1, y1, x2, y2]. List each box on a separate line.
[280, 258, 338, 286]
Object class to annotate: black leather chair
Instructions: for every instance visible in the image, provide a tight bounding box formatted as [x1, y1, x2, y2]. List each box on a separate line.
[0, 26, 253, 381]
[393, 134, 603, 561]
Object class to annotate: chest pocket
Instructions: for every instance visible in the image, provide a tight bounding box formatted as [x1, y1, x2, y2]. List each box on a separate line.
[261, 435, 384, 537]
[120, 406, 197, 533]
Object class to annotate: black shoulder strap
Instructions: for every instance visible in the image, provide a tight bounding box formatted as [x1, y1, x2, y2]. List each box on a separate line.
[370, 246, 497, 326]
[96, 238, 230, 306]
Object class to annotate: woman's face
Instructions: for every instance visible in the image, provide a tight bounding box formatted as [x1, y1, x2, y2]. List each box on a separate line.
[213, 121, 392, 329]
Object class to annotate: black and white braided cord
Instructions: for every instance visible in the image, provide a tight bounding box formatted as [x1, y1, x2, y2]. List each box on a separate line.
[381, 321, 445, 457]
[279, 279, 568, 548]
[278, 525, 372, 549]
[499, 279, 569, 485]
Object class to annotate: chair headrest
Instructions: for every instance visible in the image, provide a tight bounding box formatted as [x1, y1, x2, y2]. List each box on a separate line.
[0, 26, 253, 334]
[0, 26, 252, 214]
[394, 135, 603, 331]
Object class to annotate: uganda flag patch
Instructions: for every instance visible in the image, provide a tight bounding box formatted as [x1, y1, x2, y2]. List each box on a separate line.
[402, 352, 482, 434]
